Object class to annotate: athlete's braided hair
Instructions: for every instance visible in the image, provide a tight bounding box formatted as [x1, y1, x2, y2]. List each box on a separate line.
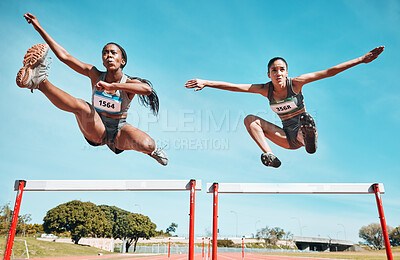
[128, 76, 160, 116]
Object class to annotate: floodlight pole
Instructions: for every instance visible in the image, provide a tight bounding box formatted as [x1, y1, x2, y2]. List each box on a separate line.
[4, 180, 26, 260]
[373, 183, 393, 260]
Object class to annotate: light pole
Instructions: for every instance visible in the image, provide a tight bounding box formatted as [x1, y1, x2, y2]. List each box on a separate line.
[255, 220, 261, 232]
[230, 210, 238, 237]
[337, 224, 346, 240]
[291, 217, 306, 236]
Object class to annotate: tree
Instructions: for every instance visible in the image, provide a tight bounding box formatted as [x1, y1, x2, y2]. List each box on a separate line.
[43, 200, 111, 244]
[98, 205, 157, 252]
[166, 222, 178, 235]
[283, 231, 294, 248]
[17, 214, 32, 237]
[389, 226, 400, 246]
[25, 223, 44, 236]
[0, 203, 12, 236]
[1, 203, 33, 237]
[125, 213, 156, 252]
[98, 205, 130, 239]
[359, 223, 394, 250]
[256, 226, 286, 247]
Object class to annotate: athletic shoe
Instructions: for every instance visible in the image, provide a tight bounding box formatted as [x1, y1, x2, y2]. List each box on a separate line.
[261, 152, 281, 168]
[150, 147, 168, 166]
[300, 112, 317, 154]
[16, 43, 50, 90]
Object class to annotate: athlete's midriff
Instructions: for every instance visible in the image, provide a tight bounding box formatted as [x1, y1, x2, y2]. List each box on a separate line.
[278, 107, 306, 121]
[100, 111, 128, 119]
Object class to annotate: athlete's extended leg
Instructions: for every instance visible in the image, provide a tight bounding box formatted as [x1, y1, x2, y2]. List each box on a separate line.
[115, 125, 168, 166]
[16, 43, 106, 144]
[38, 79, 106, 143]
[300, 112, 318, 154]
[244, 114, 294, 168]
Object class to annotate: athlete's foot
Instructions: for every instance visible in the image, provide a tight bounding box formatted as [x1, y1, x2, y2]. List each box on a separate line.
[261, 152, 281, 168]
[149, 147, 168, 166]
[300, 112, 317, 154]
[16, 43, 50, 90]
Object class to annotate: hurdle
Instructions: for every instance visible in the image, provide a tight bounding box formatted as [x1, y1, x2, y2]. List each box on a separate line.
[207, 183, 393, 260]
[4, 179, 201, 260]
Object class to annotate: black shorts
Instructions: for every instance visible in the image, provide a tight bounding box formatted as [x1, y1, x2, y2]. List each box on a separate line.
[282, 113, 306, 149]
[85, 113, 127, 154]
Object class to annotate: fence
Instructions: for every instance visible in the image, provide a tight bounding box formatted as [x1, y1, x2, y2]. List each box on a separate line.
[115, 245, 302, 254]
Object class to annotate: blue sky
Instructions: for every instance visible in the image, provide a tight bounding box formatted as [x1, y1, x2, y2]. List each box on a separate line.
[1, 0, 399, 243]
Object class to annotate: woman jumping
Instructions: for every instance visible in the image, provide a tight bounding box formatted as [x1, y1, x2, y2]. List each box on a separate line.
[17, 13, 168, 166]
[185, 46, 384, 168]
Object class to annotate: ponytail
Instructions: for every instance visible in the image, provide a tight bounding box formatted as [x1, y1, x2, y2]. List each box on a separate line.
[128, 76, 159, 116]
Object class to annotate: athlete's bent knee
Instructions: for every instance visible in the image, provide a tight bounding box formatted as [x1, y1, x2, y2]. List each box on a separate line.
[74, 99, 95, 115]
[244, 114, 258, 127]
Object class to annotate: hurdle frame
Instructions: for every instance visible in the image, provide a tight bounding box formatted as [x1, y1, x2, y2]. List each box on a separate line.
[207, 182, 393, 260]
[4, 179, 200, 260]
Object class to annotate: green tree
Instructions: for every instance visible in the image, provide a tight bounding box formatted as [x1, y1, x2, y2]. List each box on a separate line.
[359, 223, 394, 250]
[43, 200, 111, 244]
[389, 226, 400, 246]
[256, 226, 286, 246]
[17, 214, 32, 236]
[98, 205, 156, 252]
[125, 213, 156, 252]
[166, 222, 178, 235]
[1, 203, 33, 237]
[25, 223, 44, 236]
[0, 203, 12, 236]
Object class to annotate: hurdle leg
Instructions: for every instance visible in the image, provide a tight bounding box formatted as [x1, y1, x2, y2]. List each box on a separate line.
[373, 183, 393, 260]
[212, 183, 219, 260]
[4, 180, 26, 260]
[188, 179, 196, 260]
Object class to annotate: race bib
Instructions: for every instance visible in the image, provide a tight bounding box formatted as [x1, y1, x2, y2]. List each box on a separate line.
[93, 91, 122, 114]
[270, 97, 298, 114]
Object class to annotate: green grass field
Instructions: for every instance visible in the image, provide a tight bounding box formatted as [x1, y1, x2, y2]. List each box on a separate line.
[0, 236, 115, 258]
[1, 237, 399, 259]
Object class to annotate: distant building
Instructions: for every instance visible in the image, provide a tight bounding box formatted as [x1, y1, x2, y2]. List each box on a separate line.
[293, 236, 364, 252]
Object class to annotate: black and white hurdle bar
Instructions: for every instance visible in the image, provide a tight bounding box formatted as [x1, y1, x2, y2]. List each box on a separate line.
[5, 180, 201, 260]
[207, 182, 393, 260]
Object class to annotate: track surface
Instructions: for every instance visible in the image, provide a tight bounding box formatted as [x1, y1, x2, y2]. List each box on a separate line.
[29, 252, 343, 260]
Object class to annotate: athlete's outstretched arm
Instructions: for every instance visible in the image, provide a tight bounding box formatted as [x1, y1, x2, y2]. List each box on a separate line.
[185, 79, 266, 95]
[293, 46, 385, 88]
[23, 13, 96, 78]
[96, 79, 152, 96]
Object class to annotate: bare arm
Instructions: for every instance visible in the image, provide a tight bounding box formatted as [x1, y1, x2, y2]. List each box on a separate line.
[185, 79, 267, 95]
[96, 78, 152, 96]
[23, 13, 97, 78]
[292, 46, 385, 89]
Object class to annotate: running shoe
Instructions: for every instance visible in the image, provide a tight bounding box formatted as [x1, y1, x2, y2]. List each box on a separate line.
[149, 147, 169, 166]
[300, 112, 317, 154]
[261, 152, 281, 168]
[16, 43, 50, 90]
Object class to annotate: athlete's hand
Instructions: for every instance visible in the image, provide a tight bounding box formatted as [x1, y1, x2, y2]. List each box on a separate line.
[185, 79, 207, 91]
[96, 81, 115, 92]
[24, 13, 41, 31]
[361, 46, 385, 63]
